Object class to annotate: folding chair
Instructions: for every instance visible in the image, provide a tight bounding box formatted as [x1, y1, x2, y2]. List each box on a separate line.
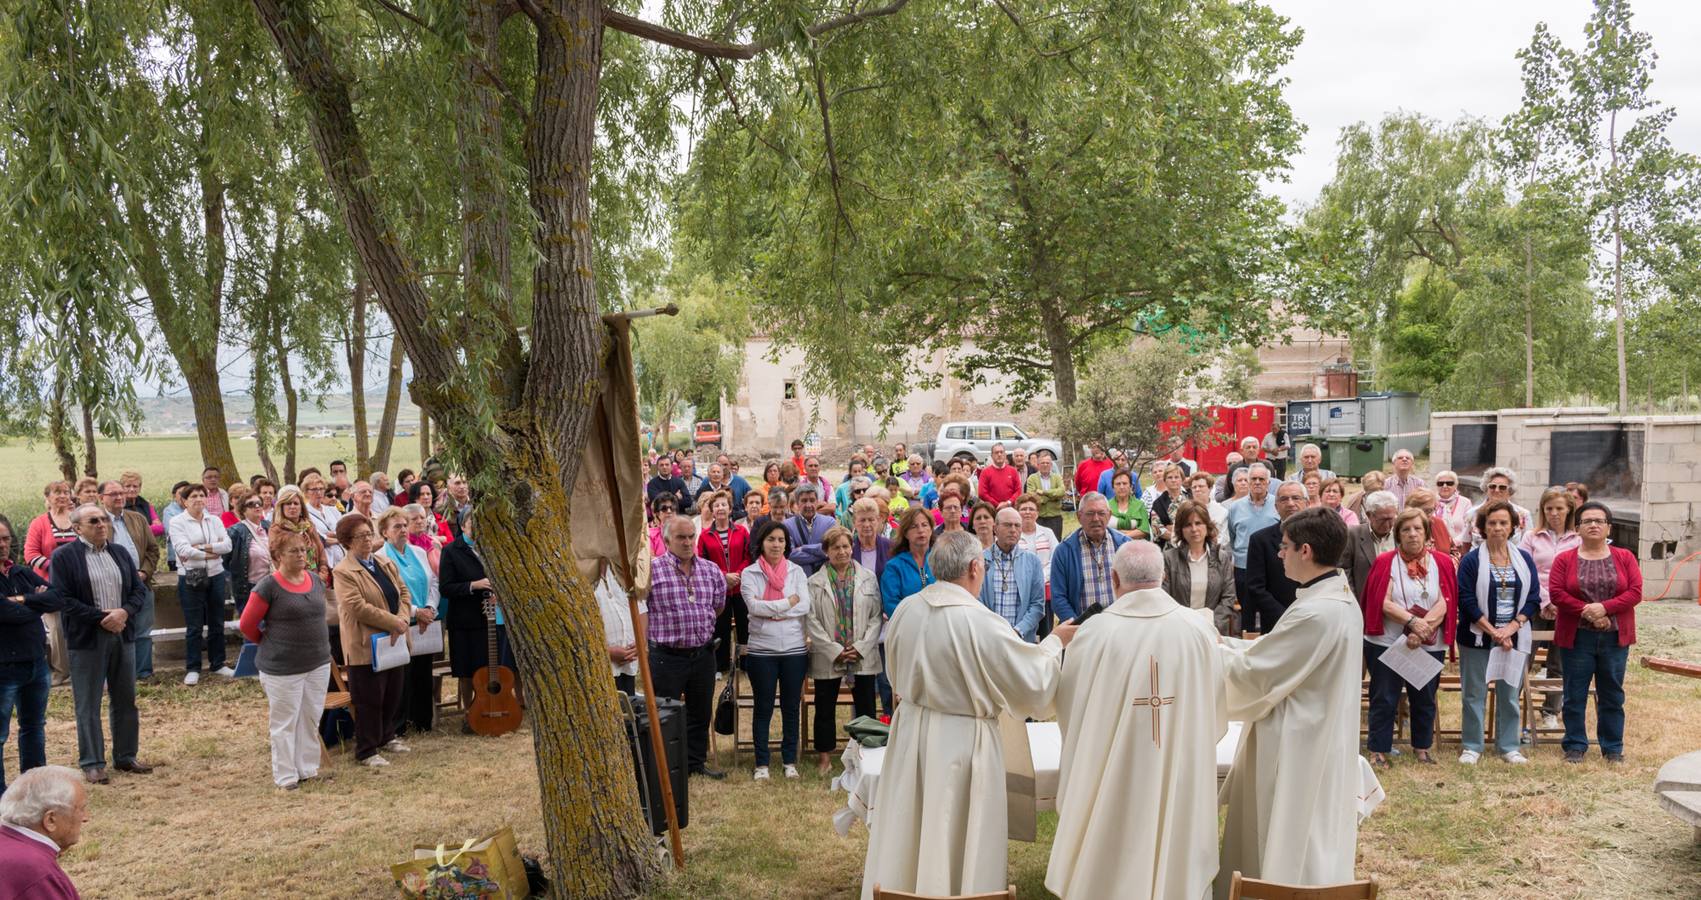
[319, 662, 355, 762]
[1226, 871, 1378, 900]
[872, 885, 1017, 900]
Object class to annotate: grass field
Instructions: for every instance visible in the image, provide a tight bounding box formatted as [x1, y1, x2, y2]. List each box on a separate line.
[0, 435, 426, 526]
[6, 599, 1695, 898]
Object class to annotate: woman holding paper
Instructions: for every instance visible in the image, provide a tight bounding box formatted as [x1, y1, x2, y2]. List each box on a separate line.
[332, 513, 416, 767]
[1358, 509, 1458, 768]
[1454, 500, 1542, 767]
[1548, 502, 1643, 764]
[379, 508, 441, 736]
[237, 530, 333, 790]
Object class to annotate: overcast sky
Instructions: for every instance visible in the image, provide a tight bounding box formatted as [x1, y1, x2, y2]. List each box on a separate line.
[182, 0, 1700, 399]
[1266, 0, 1701, 214]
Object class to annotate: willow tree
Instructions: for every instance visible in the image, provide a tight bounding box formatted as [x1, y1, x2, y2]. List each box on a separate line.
[245, 1, 923, 895]
[678, 0, 1301, 412]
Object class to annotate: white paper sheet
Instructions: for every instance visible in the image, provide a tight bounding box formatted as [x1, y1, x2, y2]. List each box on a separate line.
[1486, 646, 1528, 689]
[1377, 640, 1444, 689]
[409, 620, 444, 656]
[370, 632, 412, 672]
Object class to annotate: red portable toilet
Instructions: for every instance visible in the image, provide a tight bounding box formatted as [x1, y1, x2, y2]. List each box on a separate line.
[1237, 402, 1276, 458]
[1195, 405, 1238, 473]
[1158, 407, 1198, 462]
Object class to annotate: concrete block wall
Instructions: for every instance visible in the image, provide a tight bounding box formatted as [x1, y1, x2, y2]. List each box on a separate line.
[1428, 411, 1497, 474]
[1638, 418, 1701, 600]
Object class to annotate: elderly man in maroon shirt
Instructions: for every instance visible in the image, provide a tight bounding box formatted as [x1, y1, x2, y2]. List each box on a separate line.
[0, 765, 88, 899]
[647, 516, 728, 779]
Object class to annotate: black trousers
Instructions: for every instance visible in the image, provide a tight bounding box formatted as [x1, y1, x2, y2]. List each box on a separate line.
[714, 595, 749, 673]
[347, 663, 405, 760]
[813, 675, 877, 753]
[1234, 568, 1258, 634]
[396, 653, 437, 735]
[614, 674, 635, 695]
[648, 641, 717, 770]
[1039, 515, 1066, 540]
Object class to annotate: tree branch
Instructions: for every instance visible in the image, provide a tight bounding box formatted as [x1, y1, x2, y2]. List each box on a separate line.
[360, 0, 530, 123]
[601, 1, 912, 60]
[810, 54, 856, 240]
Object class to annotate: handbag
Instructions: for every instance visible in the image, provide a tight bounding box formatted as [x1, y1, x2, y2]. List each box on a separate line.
[391, 826, 528, 899]
[713, 680, 736, 735]
[184, 567, 210, 590]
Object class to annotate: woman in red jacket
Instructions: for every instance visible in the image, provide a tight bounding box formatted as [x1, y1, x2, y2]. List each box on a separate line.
[1359, 508, 1458, 767]
[1548, 501, 1642, 764]
[696, 490, 750, 675]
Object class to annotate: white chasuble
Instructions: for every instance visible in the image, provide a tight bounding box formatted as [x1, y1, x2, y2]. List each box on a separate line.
[1045, 588, 1227, 900]
[859, 582, 1065, 899]
[1216, 571, 1364, 897]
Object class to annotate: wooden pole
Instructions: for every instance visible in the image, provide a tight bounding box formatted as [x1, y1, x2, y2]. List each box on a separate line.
[597, 364, 685, 870]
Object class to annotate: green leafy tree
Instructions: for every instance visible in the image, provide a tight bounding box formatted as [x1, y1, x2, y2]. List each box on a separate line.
[679, 0, 1302, 412]
[634, 277, 746, 447]
[1049, 339, 1218, 468]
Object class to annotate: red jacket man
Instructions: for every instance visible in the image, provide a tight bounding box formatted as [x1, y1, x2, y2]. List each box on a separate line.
[976, 444, 1023, 507]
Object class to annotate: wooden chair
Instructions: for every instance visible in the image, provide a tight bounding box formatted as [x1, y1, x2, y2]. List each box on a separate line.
[871, 885, 1016, 900]
[1521, 629, 1569, 745]
[319, 662, 355, 762]
[1226, 871, 1378, 900]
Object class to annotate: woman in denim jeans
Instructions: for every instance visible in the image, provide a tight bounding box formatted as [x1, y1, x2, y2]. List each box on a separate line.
[0, 516, 59, 794]
[1454, 500, 1541, 766]
[737, 520, 811, 781]
[1548, 502, 1642, 764]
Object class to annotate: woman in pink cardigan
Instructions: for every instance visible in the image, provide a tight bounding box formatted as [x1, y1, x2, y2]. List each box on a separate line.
[22, 481, 77, 578]
[1548, 501, 1642, 764]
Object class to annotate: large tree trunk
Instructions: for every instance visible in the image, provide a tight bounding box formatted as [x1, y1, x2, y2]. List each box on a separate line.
[250, 1, 655, 896]
[348, 275, 370, 477]
[367, 333, 405, 474]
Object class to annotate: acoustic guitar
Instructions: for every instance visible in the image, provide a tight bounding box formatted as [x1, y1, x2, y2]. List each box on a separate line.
[467, 594, 523, 736]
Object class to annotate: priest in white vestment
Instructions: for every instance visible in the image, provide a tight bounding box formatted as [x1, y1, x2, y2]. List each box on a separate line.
[1216, 507, 1365, 897]
[1047, 540, 1227, 900]
[860, 531, 1079, 900]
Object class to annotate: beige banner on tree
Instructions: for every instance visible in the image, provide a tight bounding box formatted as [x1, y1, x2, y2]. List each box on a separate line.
[570, 316, 651, 595]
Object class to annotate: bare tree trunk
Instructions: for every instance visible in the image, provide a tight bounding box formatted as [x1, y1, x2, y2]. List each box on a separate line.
[348, 275, 370, 477]
[1524, 233, 1535, 408]
[1609, 109, 1628, 413]
[418, 414, 431, 470]
[49, 369, 78, 483]
[80, 398, 98, 479]
[367, 334, 405, 474]
[275, 319, 300, 485]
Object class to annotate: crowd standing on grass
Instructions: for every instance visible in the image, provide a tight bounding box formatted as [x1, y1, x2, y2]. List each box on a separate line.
[636, 439, 1644, 783]
[0, 458, 516, 810]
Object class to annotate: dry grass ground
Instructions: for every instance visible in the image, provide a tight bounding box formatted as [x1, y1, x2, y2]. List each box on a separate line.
[9, 598, 1696, 898]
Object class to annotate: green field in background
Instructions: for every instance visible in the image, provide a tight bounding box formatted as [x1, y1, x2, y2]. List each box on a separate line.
[0, 435, 425, 527]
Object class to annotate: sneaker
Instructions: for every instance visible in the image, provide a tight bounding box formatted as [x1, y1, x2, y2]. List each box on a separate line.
[1458, 750, 1480, 766]
[1540, 713, 1561, 730]
[183, 671, 200, 686]
[383, 740, 413, 753]
[362, 755, 391, 768]
[752, 766, 770, 781]
[783, 764, 799, 779]
[213, 666, 236, 678]
[1564, 750, 1586, 764]
[1503, 751, 1529, 765]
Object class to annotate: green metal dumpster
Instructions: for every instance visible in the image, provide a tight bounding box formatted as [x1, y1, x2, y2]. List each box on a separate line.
[1332, 435, 1388, 479]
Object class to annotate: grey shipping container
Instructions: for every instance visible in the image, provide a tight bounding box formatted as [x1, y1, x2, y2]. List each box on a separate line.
[1360, 391, 1431, 460]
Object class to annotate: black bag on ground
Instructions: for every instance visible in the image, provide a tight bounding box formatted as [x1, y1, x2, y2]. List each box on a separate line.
[713, 680, 735, 735]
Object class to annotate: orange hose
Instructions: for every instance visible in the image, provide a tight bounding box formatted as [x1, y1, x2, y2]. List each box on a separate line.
[1646, 548, 1701, 603]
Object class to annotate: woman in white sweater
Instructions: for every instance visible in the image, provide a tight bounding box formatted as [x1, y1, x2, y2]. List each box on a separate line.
[739, 519, 812, 781]
[804, 526, 883, 773]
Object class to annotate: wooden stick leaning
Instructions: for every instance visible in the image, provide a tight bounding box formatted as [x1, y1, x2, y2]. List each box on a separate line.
[596, 385, 685, 870]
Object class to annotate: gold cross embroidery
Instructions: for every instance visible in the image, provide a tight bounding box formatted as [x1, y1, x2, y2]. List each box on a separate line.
[1131, 656, 1176, 748]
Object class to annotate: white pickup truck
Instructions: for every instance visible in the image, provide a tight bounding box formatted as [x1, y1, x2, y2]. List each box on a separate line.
[916, 421, 1064, 465]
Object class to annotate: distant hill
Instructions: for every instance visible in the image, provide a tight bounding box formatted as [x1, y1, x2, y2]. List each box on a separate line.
[135, 392, 425, 436]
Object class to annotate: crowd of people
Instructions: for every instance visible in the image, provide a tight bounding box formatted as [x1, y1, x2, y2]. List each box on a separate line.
[635, 439, 1643, 781]
[0, 460, 509, 805]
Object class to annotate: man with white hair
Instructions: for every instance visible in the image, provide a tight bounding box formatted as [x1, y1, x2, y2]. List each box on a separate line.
[1341, 490, 1401, 602]
[368, 473, 392, 515]
[1384, 449, 1424, 507]
[860, 531, 1079, 899]
[1286, 442, 1335, 483]
[645, 516, 727, 779]
[979, 508, 1046, 642]
[1046, 541, 1227, 900]
[1226, 464, 1280, 632]
[1051, 493, 1133, 622]
[0, 765, 88, 897]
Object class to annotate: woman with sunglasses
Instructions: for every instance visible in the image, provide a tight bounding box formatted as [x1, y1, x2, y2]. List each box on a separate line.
[1431, 470, 1471, 555]
[1466, 467, 1531, 547]
[226, 491, 272, 618]
[1549, 502, 1642, 763]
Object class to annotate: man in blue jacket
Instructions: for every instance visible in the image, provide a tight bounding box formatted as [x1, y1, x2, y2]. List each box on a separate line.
[1, 515, 61, 794]
[1050, 493, 1133, 622]
[980, 509, 1047, 641]
[49, 505, 152, 785]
